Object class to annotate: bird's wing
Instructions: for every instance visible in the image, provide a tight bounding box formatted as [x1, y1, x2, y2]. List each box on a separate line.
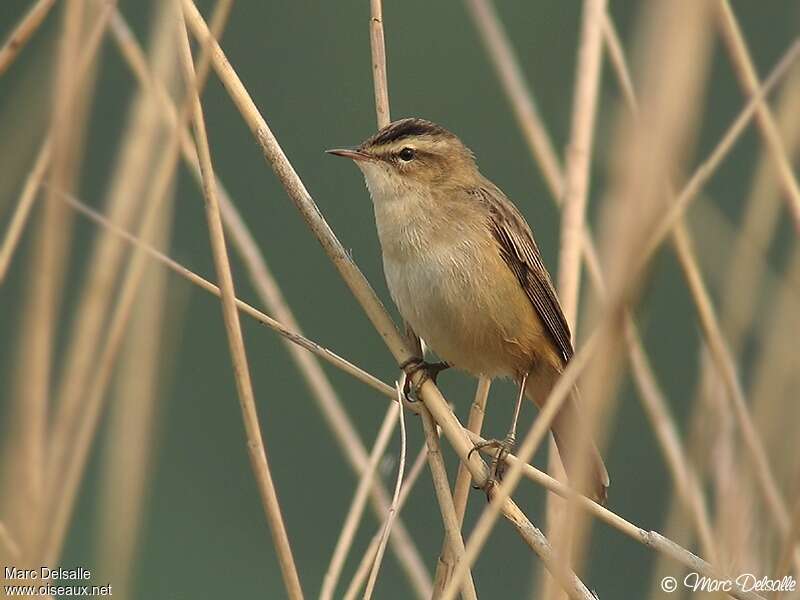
[471, 183, 574, 363]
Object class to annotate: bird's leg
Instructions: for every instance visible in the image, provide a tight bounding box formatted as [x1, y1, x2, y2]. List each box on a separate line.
[469, 371, 529, 492]
[399, 357, 451, 400]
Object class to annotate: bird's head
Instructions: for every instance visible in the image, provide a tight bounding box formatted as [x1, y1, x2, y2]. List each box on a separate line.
[327, 118, 478, 203]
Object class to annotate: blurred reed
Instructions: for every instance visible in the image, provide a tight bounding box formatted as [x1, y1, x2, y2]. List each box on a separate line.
[0, 1, 798, 599]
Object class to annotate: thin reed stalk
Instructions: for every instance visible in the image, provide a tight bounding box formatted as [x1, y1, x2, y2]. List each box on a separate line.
[108, 18, 428, 585]
[748, 247, 800, 473]
[641, 40, 800, 269]
[441, 332, 605, 600]
[467, 0, 724, 574]
[550, 2, 606, 595]
[719, 61, 800, 353]
[11, 0, 105, 563]
[0, 0, 57, 76]
[61, 184, 760, 591]
[363, 388, 407, 600]
[365, 4, 475, 597]
[92, 4, 179, 594]
[432, 377, 490, 596]
[716, 0, 800, 233]
[174, 4, 305, 597]
[0, 140, 50, 283]
[419, 407, 478, 600]
[600, 16, 722, 565]
[321, 403, 399, 600]
[39, 0, 236, 567]
[182, 4, 593, 597]
[369, 0, 390, 129]
[673, 222, 793, 538]
[57, 189, 392, 397]
[344, 445, 430, 600]
[564, 1, 714, 589]
[463, 0, 562, 198]
[558, 0, 606, 326]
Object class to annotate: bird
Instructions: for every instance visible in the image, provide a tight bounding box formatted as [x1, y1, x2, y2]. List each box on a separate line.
[328, 117, 609, 503]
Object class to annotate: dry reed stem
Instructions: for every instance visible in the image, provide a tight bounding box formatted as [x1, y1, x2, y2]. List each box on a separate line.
[215, 193, 431, 596]
[0, 140, 50, 283]
[12, 0, 105, 562]
[595, 30, 800, 571]
[46, 6, 160, 491]
[419, 407, 478, 600]
[470, 0, 722, 573]
[601, 16, 636, 112]
[0, 0, 57, 76]
[623, 319, 719, 563]
[641, 39, 800, 269]
[600, 23, 721, 565]
[321, 403, 400, 600]
[58, 186, 742, 591]
[441, 331, 605, 600]
[606, 10, 800, 575]
[366, 4, 474, 596]
[672, 222, 793, 540]
[353, 2, 434, 590]
[182, 4, 595, 597]
[716, 0, 800, 234]
[344, 445, 430, 600]
[719, 62, 800, 352]
[550, 3, 606, 595]
[565, 0, 714, 591]
[463, 0, 563, 198]
[94, 208, 174, 597]
[107, 16, 414, 541]
[706, 362, 759, 575]
[476, 3, 796, 587]
[465, 432, 763, 600]
[2, 10, 119, 521]
[432, 377, 490, 596]
[92, 5, 179, 593]
[464, 5, 710, 595]
[216, 191, 431, 600]
[369, 0, 390, 129]
[174, 5, 305, 598]
[557, 0, 606, 327]
[748, 248, 800, 468]
[57, 190, 393, 398]
[452, 378, 491, 524]
[689, 205, 800, 501]
[111, 7, 429, 586]
[183, 0, 476, 471]
[363, 388, 407, 600]
[40, 0, 145, 501]
[39, 0, 235, 566]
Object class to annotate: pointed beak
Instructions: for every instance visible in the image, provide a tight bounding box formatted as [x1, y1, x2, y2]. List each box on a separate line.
[326, 148, 372, 162]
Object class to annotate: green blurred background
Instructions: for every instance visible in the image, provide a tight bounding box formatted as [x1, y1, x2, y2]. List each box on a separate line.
[1, 1, 798, 598]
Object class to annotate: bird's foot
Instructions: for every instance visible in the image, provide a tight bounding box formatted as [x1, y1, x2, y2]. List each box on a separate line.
[468, 433, 516, 496]
[399, 357, 450, 401]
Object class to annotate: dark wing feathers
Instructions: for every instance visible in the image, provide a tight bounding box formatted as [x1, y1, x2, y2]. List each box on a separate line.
[471, 184, 574, 363]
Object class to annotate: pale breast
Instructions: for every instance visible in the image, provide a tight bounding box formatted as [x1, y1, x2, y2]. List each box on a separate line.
[381, 225, 546, 378]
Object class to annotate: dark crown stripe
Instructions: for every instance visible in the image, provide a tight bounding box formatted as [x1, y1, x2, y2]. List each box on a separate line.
[363, 118, 453, 148]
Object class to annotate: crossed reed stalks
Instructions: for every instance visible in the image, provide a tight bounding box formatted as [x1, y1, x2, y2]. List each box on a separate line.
[0, 1, 798, 599]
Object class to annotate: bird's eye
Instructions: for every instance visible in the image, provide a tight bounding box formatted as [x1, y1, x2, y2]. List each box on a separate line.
[398, 147, 415, 161]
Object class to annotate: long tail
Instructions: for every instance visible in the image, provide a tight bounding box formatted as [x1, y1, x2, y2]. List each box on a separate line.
[525, 375, 610, 504]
